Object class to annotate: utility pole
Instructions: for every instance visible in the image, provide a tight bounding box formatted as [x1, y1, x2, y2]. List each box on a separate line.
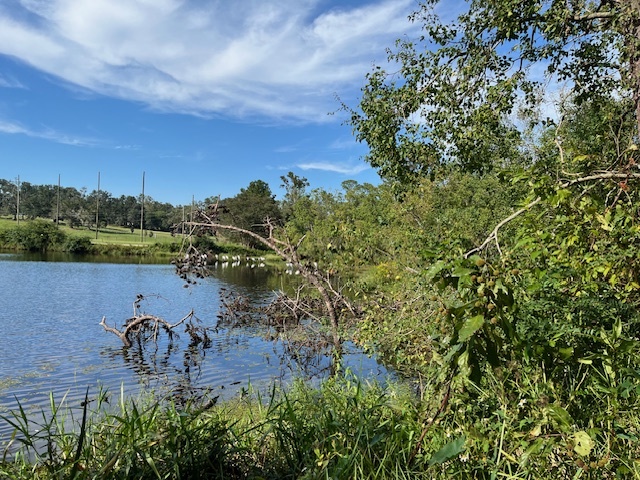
[56, 174, 61, 226]
[15, 175, 20, 225]
[95, 171, 100, 239]
[140, 171, 145, 243]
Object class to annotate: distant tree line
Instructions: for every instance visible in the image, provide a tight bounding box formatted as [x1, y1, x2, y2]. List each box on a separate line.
[0, 175, 302, 239]
[0, 178, 183, 231]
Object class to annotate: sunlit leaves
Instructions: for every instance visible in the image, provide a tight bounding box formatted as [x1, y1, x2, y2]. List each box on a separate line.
[457, 315, 484, 343]
[348, 0, 640, 188]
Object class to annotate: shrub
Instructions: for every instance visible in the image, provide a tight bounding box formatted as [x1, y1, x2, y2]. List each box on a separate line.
[14, 220, 66, 252]
[63, 236, 93, 254]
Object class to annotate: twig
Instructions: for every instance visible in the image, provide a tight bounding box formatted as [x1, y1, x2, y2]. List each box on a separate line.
[465, 197, 541, 258]
[466, 170, 640, 258]
[408, 377, 453, 466]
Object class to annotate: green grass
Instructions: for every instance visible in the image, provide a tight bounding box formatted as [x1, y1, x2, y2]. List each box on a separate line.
[0, 217, 18, 231]
[0, 375, 431, 480]
[88, 225, 179, 247]
[6, 367, 635, 480]
[0, 216, 182, 248]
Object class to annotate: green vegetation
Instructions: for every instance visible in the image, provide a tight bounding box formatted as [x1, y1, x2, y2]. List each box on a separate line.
[3, 0, 640, 478]
[0, 217, 182, 256]
[1, 377, 442, 480]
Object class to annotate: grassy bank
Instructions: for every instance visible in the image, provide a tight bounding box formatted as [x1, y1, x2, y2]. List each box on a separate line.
[0, 217, 180, 253]
[4, 367, 635, 479]
[0, 375, 441, 480]
[0, 217, 272, 259]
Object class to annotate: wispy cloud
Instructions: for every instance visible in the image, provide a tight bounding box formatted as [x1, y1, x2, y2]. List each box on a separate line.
[114, 144, 140, 150]
[274, 145, 300, 154]
[0, 74, 26, 89]
[0, 119, 98, 146]
[329, 137, 359, 149]
[0, 0, 417, 122]
[297, 161, 369, 175]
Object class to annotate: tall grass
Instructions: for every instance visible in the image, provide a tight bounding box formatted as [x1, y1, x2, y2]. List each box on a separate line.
[0, 375, 436, 479]
[3, 368, 637, 479]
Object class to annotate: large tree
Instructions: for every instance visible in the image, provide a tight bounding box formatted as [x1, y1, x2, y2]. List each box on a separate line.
[279, 171, 310, 222]
[349, 0, 640, 185]
[220, 180, 282, 247]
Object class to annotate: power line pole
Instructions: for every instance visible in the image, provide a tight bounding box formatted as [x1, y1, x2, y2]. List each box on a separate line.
[140, 171, 145, 243]
[95, 171, 100, 239]
[56, 174, 61, 226]
[15, 175, 20, 225]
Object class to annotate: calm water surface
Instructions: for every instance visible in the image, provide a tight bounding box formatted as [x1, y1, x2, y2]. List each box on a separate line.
[0, 254, 389, 445]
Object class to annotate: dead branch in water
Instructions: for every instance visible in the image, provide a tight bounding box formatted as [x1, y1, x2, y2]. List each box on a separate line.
[100, 295, 203, 348]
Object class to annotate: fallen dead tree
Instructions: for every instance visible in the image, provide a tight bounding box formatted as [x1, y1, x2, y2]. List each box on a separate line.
[100, 295, 208, 348]
[215, 286, 319, 329]
[174, 200, 357, 348]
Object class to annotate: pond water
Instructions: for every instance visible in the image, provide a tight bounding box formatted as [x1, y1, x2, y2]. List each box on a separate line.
[0, 253, 390, 446]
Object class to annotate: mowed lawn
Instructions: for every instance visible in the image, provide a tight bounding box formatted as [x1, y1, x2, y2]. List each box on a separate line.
[0, 217, 181, 246]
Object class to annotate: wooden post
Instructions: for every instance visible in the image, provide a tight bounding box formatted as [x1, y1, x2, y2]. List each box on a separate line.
[56, 174, 61, 226]
[140, 171, 145, 243]
[95, 171, 100, 239]
[15, 175, 20, 225]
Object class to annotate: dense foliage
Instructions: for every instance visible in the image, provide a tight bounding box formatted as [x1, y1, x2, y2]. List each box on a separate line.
[217, 180, 283, 248]
[0, 220, 92, 253]
[287, 0, 640, 476]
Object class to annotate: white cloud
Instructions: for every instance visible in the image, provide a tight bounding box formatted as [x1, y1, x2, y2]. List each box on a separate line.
[0, 119, 97, 146]
[329, 137, 359, 149]
[274, 145, 299, 153]
[0, 120, 27, 135]
[0, 0, 417, 122]
[297, 161, 369, 175]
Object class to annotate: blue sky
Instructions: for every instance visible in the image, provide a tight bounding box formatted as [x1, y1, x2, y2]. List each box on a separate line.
[0, 0, 425, 205]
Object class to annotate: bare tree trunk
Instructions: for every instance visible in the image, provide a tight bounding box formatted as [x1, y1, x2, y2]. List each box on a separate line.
[621, 1, 640, 138]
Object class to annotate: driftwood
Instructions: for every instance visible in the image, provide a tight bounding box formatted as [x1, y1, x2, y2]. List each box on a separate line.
[100, 296, 196, 348]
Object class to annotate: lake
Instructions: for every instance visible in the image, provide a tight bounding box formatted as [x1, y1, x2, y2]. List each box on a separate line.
[0, 253, 390, 446]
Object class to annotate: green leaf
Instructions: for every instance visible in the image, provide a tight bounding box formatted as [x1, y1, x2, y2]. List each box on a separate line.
[425, 260, 447, 282]
[573, 431, 594, 457]
[545, 404, 573, 431]
[458, 315, 485, 342]
[452, 266, 474, 278]
[428, 435, 466, 466]
[619, 340, 639, 354]
[558, 347, 574, 359]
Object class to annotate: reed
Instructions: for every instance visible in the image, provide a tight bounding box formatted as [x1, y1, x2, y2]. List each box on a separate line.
[0, 375, 435, 479]
[5, 369, 635, 479]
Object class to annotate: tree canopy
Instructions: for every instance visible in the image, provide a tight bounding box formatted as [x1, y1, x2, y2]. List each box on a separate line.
[349, 0, 640, 185]
[220, 180, 282, 247]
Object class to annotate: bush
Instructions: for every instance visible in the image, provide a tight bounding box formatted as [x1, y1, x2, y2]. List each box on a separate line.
[14, 220, 66, 252]
[63, 236, 93, 253]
